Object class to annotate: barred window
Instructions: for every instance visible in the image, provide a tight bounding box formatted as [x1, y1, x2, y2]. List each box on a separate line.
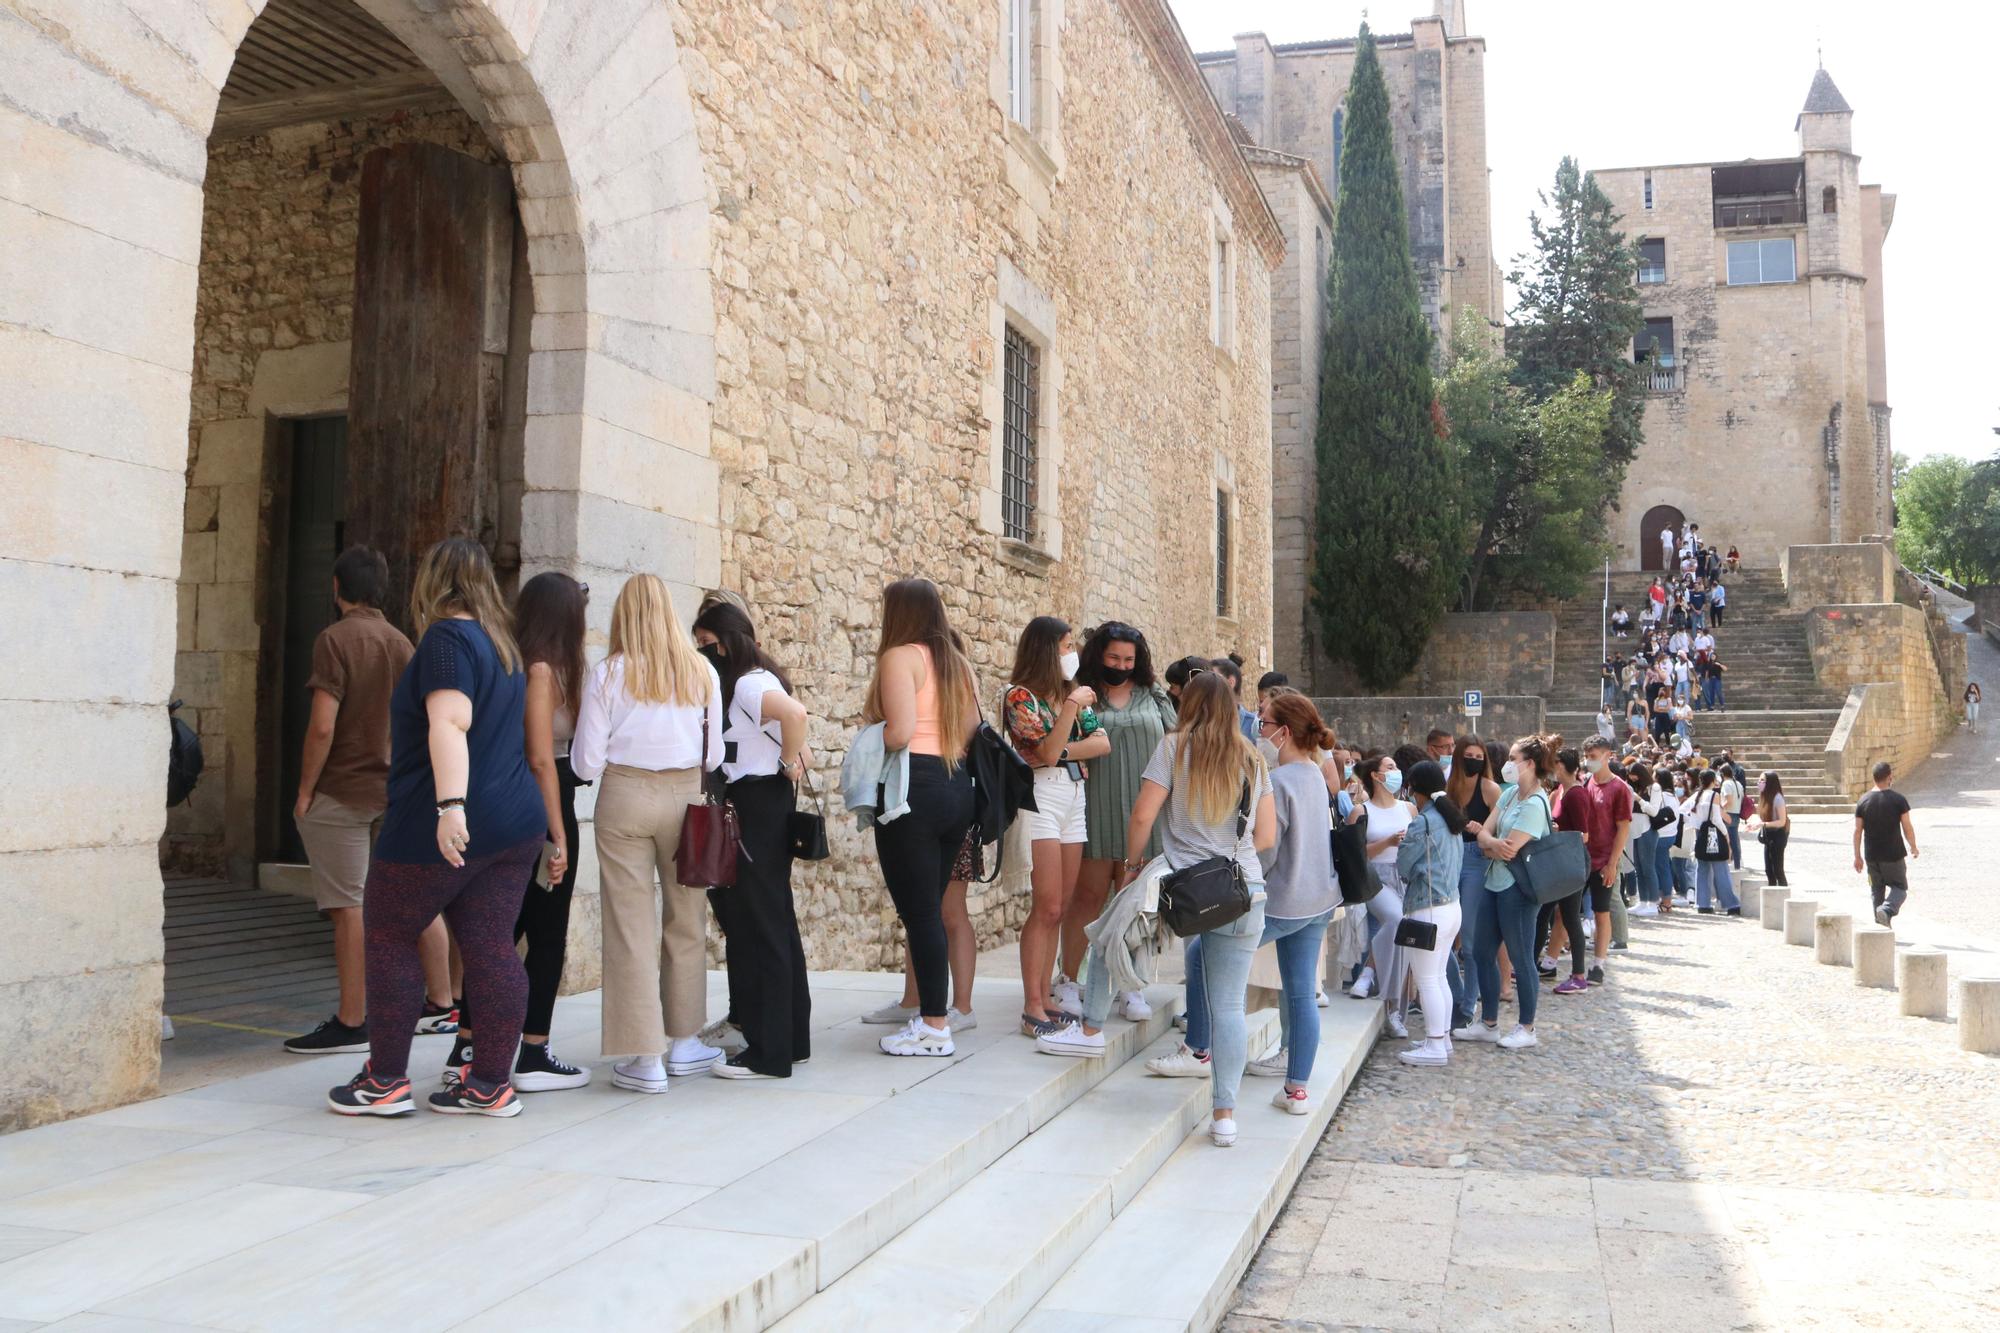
[1215, 489, 1232, 616]
[1002, 325, 1039, 542]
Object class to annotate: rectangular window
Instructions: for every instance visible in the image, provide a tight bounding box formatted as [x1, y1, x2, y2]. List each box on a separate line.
[1637, 238, 1666, 285]
[1332, 108, 1345, 191]
[1007, 0, 1032, 127]
[1002, 324, 1038, 541]
[1635, 317, 1675, 366]
[1643, 172, 1653, 210]
[1215, 489, 1232, 617]
[1726, 237, 1797, 285]
[1211, 234, 1231, 347]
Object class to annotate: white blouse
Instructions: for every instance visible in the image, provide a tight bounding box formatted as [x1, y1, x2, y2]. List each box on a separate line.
[570, 656, 723, 781]
[721, 669, 787, 782]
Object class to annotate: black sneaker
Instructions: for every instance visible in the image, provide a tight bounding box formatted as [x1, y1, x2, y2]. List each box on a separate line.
[713, 1052, 781, 1080]
[327, 1063, 413, 1116]
[512, 1041, 591, 1092]
[1725, 907, 1743, 917]
[441, 1035, 473, 1089]
[286, 1016, 368, 1055]
[1609, 941, 1629, 951]
[1697, 907, 1716, 915]
[427, 1079, 522, 1117]
[415, 1001, 460, 1035]
[1587, 965, 1605, 985]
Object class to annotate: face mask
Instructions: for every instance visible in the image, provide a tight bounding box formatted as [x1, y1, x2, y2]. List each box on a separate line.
[1501, 760, 1520, 785]
[1099, 665, 1132, 686]
[1439, 755, 1453, 775]
[1460, 756, 1485, 777]
[1343, 763, 1355, 781]
[1060, 651, 1081, 680]
[1383, 769, 1404, 795]
[1585, 758, 1605, 775]
[698, 643, 725, 667]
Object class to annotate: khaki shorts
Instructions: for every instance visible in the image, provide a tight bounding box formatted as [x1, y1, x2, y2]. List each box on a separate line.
[296, 793, 383, 911]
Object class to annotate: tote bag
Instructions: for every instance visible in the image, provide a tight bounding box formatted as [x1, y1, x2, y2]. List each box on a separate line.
[1691, 795, 1730, 862]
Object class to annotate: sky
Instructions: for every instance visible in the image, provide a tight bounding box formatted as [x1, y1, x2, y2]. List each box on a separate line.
[1166, 0, 2000, 462]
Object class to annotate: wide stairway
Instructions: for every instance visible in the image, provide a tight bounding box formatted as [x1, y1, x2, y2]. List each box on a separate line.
[1547, 569, 1852, 812]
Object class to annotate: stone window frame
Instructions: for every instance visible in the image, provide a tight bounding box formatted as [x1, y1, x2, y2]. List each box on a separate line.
[1209, 193, 1237, 358]
[1213, 451, 1239, 625]
[991, 0, 1064, 190]
[981, 257, 1063, 573]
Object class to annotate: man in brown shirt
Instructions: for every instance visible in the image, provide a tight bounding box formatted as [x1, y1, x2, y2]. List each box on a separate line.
[285, 546, 455, 1053]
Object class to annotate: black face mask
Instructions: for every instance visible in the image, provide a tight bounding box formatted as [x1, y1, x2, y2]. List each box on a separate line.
[698, 643, 725, 668]
[1459, 757, 1485, 777]
[1099, 666, 1133, 686]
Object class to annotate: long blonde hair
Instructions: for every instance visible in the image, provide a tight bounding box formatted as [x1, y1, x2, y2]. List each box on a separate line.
[866, 578, 976, 761]
[607, 574, 710, 707]
[1172, 672, 1264, 824]
[408, 538, 519, 672]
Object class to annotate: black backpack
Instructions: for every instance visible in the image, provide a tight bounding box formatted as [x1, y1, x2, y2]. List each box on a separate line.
[167, 700, 204, 807]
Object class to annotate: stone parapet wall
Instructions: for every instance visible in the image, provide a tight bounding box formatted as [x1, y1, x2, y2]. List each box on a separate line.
[1313, 695, 1545, 753]
[1782, 542, 1894, 612]
[1805, 603, 1953, 797]
[1316, 612, 1554, 698]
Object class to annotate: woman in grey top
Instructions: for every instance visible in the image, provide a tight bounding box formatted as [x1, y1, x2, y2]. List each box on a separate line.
[1243, 692, 1343, 1114]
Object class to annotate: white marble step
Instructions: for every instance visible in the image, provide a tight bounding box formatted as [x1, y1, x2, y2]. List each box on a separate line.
[772, 1011, 1281, 1333]
[1021, 998, 1383, 1333]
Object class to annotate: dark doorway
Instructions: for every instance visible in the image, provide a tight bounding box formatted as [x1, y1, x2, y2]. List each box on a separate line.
[1640, 503, 1685, 572]
[273, 414, 349, 862]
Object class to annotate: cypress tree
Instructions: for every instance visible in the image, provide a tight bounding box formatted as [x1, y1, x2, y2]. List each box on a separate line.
[1309, 23, 1458, 688]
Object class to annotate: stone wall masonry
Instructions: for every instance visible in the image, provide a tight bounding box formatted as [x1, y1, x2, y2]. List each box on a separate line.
[1313, 695, 1545, 753]
[1316, 612, 1554, 698]
[1808, 604, 1953, 797]
[1783, 542, 1894, 611]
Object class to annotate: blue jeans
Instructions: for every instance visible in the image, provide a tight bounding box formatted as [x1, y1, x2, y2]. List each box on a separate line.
[1695, 858, 1739, 911]
[1727, 816, 1743, 869]
[1447, 848, 1488, 1025]
[1257, 908, 1336, 1083]
[1178, 898, 1267, 1113]
[1465, 879, 1540, 1028]
[1652, 835, 1675, 901]
[1631, 828, 1660, 902]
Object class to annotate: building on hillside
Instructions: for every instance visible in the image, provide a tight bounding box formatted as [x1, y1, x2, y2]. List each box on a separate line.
[1594, 69, 1895, 570]
[1194, 1, 1499, 689]
[0, 0, 1278, 1128]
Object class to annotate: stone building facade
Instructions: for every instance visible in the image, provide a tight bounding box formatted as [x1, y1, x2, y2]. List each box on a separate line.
[1194, 1, 1499, 688]
[1594, 70, 1896, 570]
[0, 0, 1278, 1128]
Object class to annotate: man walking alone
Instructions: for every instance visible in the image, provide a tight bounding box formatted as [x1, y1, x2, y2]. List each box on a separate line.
[1853, 761, 1918, 926]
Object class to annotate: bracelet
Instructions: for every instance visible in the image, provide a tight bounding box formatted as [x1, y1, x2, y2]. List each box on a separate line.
[436, 800, 466, 818]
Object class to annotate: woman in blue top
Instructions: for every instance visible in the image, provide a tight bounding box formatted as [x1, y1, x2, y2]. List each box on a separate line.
[1456, 733, 1558, 1052]
[327, 539, 546, 1119]
[1396, 761, 1465, 1067]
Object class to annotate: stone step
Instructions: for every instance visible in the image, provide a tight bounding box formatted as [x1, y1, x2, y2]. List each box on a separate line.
[1020, 1000, 1382, 1331]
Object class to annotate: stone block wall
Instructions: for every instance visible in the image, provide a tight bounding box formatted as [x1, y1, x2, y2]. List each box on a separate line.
[1805, 603, 1953, 796]
[1783, 542, 1894, 611]
[1316, 612, 1554, 698]
[1313, 696, 1545, 753]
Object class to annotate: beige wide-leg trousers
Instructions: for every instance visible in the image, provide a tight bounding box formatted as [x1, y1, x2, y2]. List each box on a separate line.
[594, 764, 710, 1058]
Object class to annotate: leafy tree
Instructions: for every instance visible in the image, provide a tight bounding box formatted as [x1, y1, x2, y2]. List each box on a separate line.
[1443, 309, 1614, 607]
[1310, 23, 1459, 687]
[1894, 453, 2000, 584]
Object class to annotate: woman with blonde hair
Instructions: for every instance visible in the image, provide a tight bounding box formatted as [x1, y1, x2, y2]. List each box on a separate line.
[1038, 673, 1276, 1149]
[866, 578, 981, 1057]
[326, 538, 545, 1118]
[571, 574, 724, 1093]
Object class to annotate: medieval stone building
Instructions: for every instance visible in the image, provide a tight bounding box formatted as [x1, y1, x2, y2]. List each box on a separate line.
[1194, 1, 1499, 689]
[0, 0, 1278, 1127]
[1594, 69, 1896, 568]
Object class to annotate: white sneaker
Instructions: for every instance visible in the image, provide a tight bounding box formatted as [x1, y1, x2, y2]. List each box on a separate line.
[612, 1056, 669, 1094]
[698, 1019, 747, 1054]
[1117, 990, 1153, 1021]
[1452, 1022, 1503, 1044]
[1315, 988, 1330, 1008]
[1385, 1010, 1408, 1040]
[1146, 1043, 1213, 1078]
[861, 1001, 918, 1025]
[1211, 1116, 1238, 1147]
[1497, 1025, 1539, 1050]
[1246, 1049, 1290, 1078]
[946, 1006, 977, 1032]
[1398, 1038, 1450, 1067]
[667, 1037, 724, 1076]
[1035, 1022, 1106, 1058]
[1173, 1010, 1188, 1031]
[1630, 902, 1659, 918]
[879, 1018, 955, 1057]
[1537, 952, 1557, 973]
[1272, 1086, 1311, 1115]
[1050, 979, 1083, 1017]
[1350, 968, 1377, 999]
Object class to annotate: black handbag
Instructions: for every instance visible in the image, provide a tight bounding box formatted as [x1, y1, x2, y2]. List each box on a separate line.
[1157, 781, 1253, 938]
[1331, 801, 1382, 904]
[1393, 917, 1439, 951]
[788, 771, 831, 861]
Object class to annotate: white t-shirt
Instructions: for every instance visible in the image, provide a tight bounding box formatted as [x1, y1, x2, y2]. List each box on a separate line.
[1361, 799, 1415, 867]
[722, 668, 786, 782]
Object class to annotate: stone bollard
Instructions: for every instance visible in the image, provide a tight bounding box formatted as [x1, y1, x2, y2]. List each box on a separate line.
[1814, 912, 1853, 966]
[1960, 979, 2000, 1054]
[1784, 898, 1820, 947]
[1853, 926, 1896, 989]
[1761, 885, 1789, 931]
[1898, 948, 1948, 1018]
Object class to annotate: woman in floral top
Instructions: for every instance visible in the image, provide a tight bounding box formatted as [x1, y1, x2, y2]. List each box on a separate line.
[1006, 616, 1109, 1036]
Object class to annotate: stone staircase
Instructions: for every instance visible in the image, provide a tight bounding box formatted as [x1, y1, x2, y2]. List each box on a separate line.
[1546, 569, 1852, 813]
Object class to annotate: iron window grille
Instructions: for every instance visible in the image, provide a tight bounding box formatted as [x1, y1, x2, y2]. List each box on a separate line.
[1002, 325, 1039, 543]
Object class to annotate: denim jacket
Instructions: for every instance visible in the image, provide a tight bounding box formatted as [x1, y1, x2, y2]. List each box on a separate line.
[839, 722, 910, 829]
[1396, 802, 1464, 913]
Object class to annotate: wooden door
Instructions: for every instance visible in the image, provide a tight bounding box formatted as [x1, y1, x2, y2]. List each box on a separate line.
[274, 415, 348, 862]
[345, 142, 514, 632]
[1639, 504, 1685, 572]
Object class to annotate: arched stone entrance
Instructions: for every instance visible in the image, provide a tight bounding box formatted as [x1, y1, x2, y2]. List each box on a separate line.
[0, 0, 717, 1127]
[1639, 504, 1686, 572]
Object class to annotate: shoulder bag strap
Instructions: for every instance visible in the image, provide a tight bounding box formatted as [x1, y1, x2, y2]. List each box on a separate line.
[1234, 775, 1252, 839]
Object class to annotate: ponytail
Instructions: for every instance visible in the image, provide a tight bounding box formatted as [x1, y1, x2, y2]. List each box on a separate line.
[1428, 792, 1469, 836]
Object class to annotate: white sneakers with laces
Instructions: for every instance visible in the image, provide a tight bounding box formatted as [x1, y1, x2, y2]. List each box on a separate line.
[611, 1056, 669, 1094]
[1246, 1048, 1290, 1078]
[1349, 967, 1377, 999]
[1271, 1086, 1311, 1116]
[1034, 1022, 1105, 1058]
[860, 1001, 918, 1025]
[1497, 1025, 1539, 1050]
[1384, 1010, 1408, 1040]
[698, 1019, 747, 1054]
[1117, 990, 1152, 1021]
[879, 1017, 955, 1057]
[946, 1006, 977, 1032]
[1452, 1022, 1503, 1044]
[666, 1037, 724, 1076]
[1210, 1116, 1238, 1147]
[1145, 1043, 1213, 1078]
[1397, 1037, 1450, 1067]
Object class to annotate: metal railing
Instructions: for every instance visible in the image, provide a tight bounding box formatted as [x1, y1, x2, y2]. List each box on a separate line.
[1714, 198, 1804, 228]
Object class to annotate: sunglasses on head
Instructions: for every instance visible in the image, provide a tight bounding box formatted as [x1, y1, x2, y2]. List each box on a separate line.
[1101, 621, 1145, 643]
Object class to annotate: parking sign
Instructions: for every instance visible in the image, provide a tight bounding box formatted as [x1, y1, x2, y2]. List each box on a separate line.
[1462, 689, 1483, 718]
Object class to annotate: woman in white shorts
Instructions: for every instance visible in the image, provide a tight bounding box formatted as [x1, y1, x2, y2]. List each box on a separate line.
[1005, 616, 1110, 1037]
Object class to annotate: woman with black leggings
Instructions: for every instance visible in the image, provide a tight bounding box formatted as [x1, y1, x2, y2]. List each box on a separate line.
[1541, 748, 1591, 997]
[1754, 770, 1790, 887]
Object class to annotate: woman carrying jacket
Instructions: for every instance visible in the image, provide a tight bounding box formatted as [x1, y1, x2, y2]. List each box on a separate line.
[1396, 761, 1465, 1067]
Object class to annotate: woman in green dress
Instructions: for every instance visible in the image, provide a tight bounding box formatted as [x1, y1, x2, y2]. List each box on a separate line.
[1061, 621, 1177, 1021]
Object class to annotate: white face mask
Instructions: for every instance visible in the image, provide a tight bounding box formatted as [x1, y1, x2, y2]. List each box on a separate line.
[1059, 651, 1081, 681]
[1501, 760, 1521, 785]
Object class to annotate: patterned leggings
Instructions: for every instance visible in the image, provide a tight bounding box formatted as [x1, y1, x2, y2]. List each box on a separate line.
[364, 838, 539, 1090]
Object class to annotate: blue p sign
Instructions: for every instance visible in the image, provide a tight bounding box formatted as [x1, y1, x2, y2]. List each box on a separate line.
[1463, 690, 1482, 710]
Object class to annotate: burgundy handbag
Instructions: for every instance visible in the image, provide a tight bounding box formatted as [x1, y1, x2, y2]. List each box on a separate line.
[675, 709, 740, 888]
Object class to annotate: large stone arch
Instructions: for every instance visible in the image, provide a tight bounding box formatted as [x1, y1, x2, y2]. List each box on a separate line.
[0, 0, 716, 1128]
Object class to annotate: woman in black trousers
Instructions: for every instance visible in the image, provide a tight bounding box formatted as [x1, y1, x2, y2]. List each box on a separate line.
[694, 601, 813, 1078]
[1754, 770, 1790, 887]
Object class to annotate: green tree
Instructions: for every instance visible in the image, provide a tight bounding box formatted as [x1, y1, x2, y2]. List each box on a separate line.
[1310, 23, 1458, 687]
[1894, 453, 2000, 584]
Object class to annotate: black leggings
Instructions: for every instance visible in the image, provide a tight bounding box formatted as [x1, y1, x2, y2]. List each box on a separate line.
[874, 755, 975, 1018]
[1535, 890, 1588, 977]
[711, 775, 810, 1075]
[1762, 824, 1789, 886]
[515, 756, 582, 1036]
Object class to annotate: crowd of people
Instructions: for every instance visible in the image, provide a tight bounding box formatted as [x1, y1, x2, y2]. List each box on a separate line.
[288, 533, 1801, 1146]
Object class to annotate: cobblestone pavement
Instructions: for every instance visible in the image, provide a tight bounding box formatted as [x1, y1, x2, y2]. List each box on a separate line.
[1225, 862, 2000, 1331]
